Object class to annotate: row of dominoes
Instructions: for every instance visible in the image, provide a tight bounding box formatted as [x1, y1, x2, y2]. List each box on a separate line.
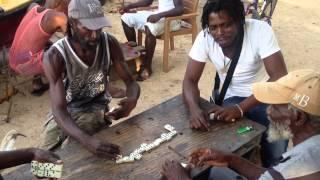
[116, 124, 177, 164]
[30, 160, 63, 178]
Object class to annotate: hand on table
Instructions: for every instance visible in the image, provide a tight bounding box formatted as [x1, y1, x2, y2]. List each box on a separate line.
[85, 138, 120, 160]
[189, 148, 232, 168]
[105, 97, 137, 120]
[207, 105, 242, 123]
[189, 108, 210, 131]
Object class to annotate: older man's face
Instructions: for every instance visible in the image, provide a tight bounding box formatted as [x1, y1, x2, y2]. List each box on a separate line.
[70, 19, 102, 50]
[266, 104, 294, 142]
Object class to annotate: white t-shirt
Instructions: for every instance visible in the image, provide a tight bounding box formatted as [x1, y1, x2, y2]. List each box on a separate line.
[189, 19, 280, 99]
[158, 0, 175, 12]
[259, 135, 320, 179]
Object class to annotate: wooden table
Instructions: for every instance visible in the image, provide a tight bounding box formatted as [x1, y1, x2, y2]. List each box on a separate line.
[4, 94, 266, 180]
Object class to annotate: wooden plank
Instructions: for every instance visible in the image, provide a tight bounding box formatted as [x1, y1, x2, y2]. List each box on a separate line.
[3, 94, 266, 180]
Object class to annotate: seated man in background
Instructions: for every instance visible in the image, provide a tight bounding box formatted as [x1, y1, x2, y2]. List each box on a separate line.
[8, 0, 124, 97]
[9, 0, 69, 96]
[41, 0, 140, 159]
[0, 148, 60, 179]
[162, 69, 320, 180]
[120, 0, 183, 81]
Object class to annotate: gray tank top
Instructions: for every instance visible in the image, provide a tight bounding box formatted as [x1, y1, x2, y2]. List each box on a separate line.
[53, 32, 112, 112]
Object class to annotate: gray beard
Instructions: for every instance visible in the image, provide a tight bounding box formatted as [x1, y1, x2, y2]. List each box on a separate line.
[267, 116, 294, 142]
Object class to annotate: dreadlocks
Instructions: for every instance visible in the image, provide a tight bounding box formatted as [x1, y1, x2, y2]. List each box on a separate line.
[201, 0, 245, 30]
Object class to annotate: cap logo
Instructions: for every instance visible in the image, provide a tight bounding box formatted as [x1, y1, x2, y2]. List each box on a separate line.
[293, 93, 310, 107]
[88, 3, 102, 14]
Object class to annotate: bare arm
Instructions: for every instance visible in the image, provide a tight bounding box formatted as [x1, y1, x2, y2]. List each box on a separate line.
[183, 59, 205, 111]
[182, 59, 210, 131]
[238, 51, 287, 113]
[109, 35, 140, 101]
[106, 35, 140, 119]
[125, 0, 154, 9]
[0, 148, 60, 170]
[42, 11, 68, 35]
[154, 0, 184, 19]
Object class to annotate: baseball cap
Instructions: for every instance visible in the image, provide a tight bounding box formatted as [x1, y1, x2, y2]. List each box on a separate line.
[68, 0, 111, 30]
[253, 69, 320, 116]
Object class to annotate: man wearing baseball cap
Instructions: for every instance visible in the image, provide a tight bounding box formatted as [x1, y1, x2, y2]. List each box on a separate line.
[40, 0, 140, 160]
[161, 69, 320, 179]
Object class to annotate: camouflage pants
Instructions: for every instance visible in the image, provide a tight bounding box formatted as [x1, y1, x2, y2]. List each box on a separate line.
[40, 110, 109, 151]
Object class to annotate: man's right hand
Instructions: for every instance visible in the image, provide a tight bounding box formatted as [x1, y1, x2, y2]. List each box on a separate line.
[85, 138, 120, 160]
[189, 107, 210, 131]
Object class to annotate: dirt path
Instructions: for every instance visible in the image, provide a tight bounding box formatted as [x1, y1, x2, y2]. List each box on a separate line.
[0, 0, 319, 153]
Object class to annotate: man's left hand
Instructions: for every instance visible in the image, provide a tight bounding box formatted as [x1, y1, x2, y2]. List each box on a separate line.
[147, 14, 161, 23]
[207, 105, 242, 122]
[105, 98, 137, 120]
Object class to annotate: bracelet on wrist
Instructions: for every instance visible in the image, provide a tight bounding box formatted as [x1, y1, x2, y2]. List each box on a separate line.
[234, 104, 244, 118]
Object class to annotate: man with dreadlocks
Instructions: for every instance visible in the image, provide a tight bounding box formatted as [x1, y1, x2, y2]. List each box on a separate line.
[182, 0, 288, 167]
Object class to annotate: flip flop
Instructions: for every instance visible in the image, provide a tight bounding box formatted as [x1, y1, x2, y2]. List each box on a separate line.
[31, 84, 49, 96]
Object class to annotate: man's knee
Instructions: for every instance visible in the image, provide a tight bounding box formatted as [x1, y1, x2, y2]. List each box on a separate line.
[40, 118, 65, 150]
[144, 26, 156, 38]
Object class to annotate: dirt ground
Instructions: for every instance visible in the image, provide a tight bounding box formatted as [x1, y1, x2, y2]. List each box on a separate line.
[0, 0, 319, 160]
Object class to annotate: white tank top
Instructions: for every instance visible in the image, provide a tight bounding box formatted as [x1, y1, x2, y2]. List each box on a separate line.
[158, 0, 175, 12]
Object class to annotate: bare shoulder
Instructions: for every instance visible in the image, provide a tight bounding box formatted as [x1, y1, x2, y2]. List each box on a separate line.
[46, 10, 67, 26]
[106, 33, 124, 63]
[107, 33, 120, 46]
[43, 46, 65, 80]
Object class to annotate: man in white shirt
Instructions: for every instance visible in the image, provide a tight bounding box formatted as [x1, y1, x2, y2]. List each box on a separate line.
[162, 69, 320, 180]
[120, 0, 183, 81]
[182, 0, 288, 167]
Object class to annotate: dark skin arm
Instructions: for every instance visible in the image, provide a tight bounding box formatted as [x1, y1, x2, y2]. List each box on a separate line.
[147, 0, 184, 23]
[105, 35, 140, 120]
[182, 59, 210, 131]
[42, 10, 68, 34]
[209, 51, 287, 122]
[0, 148, 60, 170]
[120, 0, 154, 13]
[43, 48, 120, 159]
[189, 148, 266, 179]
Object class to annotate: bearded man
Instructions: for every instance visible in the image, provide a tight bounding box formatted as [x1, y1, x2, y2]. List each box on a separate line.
[162, 69, 320, 180]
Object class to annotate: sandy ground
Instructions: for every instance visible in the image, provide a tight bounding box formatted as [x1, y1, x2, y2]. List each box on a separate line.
[0, 0, 319, 163]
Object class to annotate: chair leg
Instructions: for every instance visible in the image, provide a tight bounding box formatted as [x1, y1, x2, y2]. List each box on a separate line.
[138, 31, 142, 46]
[163, 33, 170, 72]
[191, 20, 198, 43]
[170, 36, 174, 50]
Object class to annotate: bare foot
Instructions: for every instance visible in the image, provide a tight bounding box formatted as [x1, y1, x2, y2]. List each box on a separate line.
[136, 68, 152, 81]
[161, 160, 191, 180]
